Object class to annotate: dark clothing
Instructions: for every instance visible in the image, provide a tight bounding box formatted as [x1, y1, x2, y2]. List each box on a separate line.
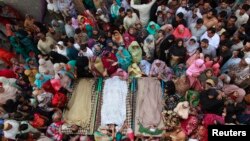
[159, 35, 175, 62]
[76, 55, 93, 78]
[49, 51, 69, 64]
[66, 46, 79, 60]
[172, 18, 187, 28]
[200, 89, 224, 115]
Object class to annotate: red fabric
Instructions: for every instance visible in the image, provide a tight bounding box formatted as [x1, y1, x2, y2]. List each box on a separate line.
[0, 48, 16, 66]
[30, 113, 46, 128]
[181, 116, 198, 136]
[101, 53, 118, 75]
[42, 80, 56, 94]
[0, 69, 16, 78]
[123, 32, 136, 48]
[203, 114, 224, 128]
[52, 92, 67, 108]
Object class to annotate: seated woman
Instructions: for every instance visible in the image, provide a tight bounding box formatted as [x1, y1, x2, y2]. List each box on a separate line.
[143, 35, 155, 62]
[101, 51, 118, 76]
[164, 81, 181, 111]
[146, 21, 160, 35]
[185, 36, 199, 57]
[90, 56, 106, 77]
[167, 39, 187, 67]
[34, 73, 52, 89]
[150, 59, 173, 81]
[128, 63, 144, 78]
[199, 69, 218, 89]
[172, 24, 191, 42]
[139, 60, 151, 76]
[200, 88, 224, 115]
[76, 54, 93, 78]
[128, 41, 142, 64]
[116, 47, 132, 71]
[186, 59, 206, 91]
[112, 30, 124, 46]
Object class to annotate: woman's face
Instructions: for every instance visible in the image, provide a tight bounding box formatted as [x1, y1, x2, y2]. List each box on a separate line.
[150, 25, 155, 29]
[178, 28, 184, 34]
[189, 40, 195, 45]
[206, 70, 213, 77]
[178, 41, 183, 47]
[95, 46, 101, 51]
[129, 28, 135, 35]
[156, 63, 161, 67]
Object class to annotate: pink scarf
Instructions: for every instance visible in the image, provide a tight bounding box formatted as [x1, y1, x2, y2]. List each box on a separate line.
[173, 24, 191, 40]
[186, 59, 206, 77]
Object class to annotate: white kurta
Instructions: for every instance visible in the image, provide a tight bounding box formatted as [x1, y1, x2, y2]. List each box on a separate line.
[130, 0, 156, 26]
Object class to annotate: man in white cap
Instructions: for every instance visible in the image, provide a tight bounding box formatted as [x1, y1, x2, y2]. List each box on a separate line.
[1, 120, 19, 140]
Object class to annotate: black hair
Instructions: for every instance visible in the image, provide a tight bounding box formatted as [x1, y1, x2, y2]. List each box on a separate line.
[219, 11, 227, 19]
[176, 12, 184, 19]
[237, 33, 246, 41]
[196, 18, 204, 24]
[68, 37, 75, 44]
[157, 10, 163, 15]
[229, 15, 237, 21]
[19, 123, 29, 131]
[238, 51, 245, 58]
[65, 17, 72, 23]
[165, 81, 176, 95]
[242, 4, 250, 11]
[201, 38, 209, 44]
[80, 43, 88, 50]
[189, 38, 196, 43]
[119, 7, 125, 13]
[209, 9, 217, 16]
[75, 28, 82, 34]
[126, 9, 132, 13]
[207, 27, 216, 34]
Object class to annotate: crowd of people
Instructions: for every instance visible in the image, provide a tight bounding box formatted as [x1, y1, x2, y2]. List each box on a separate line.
[0, 0, 250, 140]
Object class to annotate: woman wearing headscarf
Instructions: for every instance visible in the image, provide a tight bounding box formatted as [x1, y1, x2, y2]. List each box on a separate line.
[110, 0, 121, 19]
[34, 73, 52, 89]
[128, 41, 142, 64]
[128, 63, 143, 78]
[146, 21, 160, 35]
[112, 30, 124, 46]
[116, 47, 132, 71]
[199, 69, 218, 89]
[77, 14, 94, 37]
[164, 81, 181, 111]
[186, 59, 206, 91]
[139, 60, 151, 76]
[222, 84, 246, 103]
[99, 53, 116, 76]
[158, 35, 175, 62]
[123, 27, 136, 48]
[186, 48, 204, 67]
[143, 35, 155, 62]
[167, 39, 187, 67]
[172, 24, 192, 42]
[92, 43, 103, 57]
[90, 56, 106, 77]
[185, 36, 199, 56]
[160, 24, 174, 37]
[174, 75, 191, 97]
[38, 58, 55, 75]
[76, 53, 93, 78]
[150, 59, 173, 81]
[200, 88, 224, 115]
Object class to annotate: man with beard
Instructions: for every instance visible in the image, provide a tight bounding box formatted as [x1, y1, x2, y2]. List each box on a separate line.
[46, 25, 62, 42]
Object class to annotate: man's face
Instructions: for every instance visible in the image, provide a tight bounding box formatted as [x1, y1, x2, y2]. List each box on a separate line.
[207, 31, 214, 38]
[196, 23, 202, 29]
[239, 8, 245, 15]
[207, 12, 213, 18]
[49, 27, 55, 33]
[220, 2, 227, 9]
[201, 42, 207, 48]
[127, 11, 132, 18]
[244, 42, 250, 50]
[181, 0, 187, 7]
[228, 18, 236, 25]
